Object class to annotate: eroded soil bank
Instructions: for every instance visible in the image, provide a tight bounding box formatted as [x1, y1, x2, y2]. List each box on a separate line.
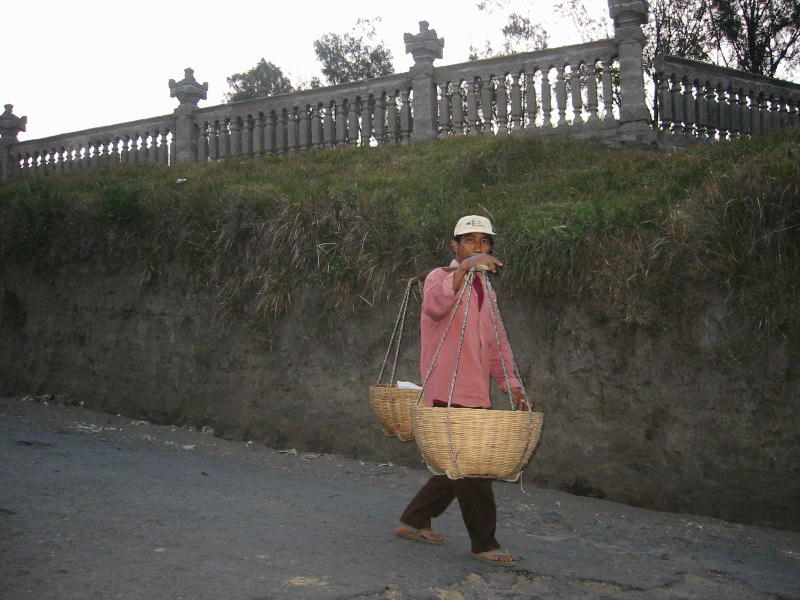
[1, 262, 797, 529]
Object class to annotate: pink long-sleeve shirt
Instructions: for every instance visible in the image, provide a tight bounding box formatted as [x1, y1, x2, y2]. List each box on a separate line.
[420, 260, 521, 408]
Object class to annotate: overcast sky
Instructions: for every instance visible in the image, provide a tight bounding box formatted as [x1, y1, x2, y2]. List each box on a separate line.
[3, 0, 611, 140]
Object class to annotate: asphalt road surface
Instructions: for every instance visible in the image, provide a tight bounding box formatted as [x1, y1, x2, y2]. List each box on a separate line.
[1, 396, 798, 600]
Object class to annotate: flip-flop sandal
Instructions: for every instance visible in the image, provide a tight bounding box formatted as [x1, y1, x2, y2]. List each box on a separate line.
[394, 525, 444, 545]
[470, 548, 518, 567]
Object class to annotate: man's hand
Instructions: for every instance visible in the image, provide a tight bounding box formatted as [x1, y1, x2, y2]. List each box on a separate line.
[511, 387, 531, 411]
[459, 253, 503, 274]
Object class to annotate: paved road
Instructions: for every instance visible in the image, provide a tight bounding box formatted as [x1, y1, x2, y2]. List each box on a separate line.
[1, 396, 798, 600]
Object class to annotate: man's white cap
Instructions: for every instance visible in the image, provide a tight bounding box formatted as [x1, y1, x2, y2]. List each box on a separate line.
[454, 215, 497, 237]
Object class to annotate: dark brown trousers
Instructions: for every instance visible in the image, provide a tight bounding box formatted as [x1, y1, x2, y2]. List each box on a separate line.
[400, 474, 499, 553]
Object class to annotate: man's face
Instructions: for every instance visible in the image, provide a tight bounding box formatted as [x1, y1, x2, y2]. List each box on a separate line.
[451, 232, 493, 263]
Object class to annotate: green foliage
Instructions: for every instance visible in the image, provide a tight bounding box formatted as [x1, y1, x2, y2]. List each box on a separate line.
[313, 19, 393, 86]
[709, 0, 800, 77]
[226, 59, 294, 102]
[2, 129, 799, 345]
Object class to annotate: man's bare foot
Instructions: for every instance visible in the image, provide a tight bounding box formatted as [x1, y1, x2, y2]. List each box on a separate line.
[395, 525, 444, 544]
[470, 548, 517, 566]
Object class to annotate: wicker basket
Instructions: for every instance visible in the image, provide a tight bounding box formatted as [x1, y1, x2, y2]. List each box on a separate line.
[369, 384, 421, 441]
[411, 406, 544, 482]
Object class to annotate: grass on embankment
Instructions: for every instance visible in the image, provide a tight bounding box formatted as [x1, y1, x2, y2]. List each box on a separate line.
[1, 128, 799, 344]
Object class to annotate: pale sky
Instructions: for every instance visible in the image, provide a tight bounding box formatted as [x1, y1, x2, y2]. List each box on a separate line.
[3, 0, 611, 141]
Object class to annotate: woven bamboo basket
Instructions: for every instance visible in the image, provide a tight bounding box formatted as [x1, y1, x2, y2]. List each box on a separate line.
[411, 406, 544, 482]
[369, 384, 420, 441]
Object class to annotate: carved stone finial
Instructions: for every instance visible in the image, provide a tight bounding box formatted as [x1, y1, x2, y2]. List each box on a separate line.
[169, 67, 208, 110]
[404, 21, 444, 65]
[608, 0, 649, 28]
[0, 104, 27, 141]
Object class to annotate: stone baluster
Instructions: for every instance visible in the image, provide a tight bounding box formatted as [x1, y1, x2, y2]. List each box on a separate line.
[264, 111, 276, 156]
[438, 82, 451, 137]
[323, 102, 336, 147]
[301, 106, 313, 150]
[608, 0, 653, 142]
[585, 64, 600, 127]
[694, 81, 708, 139]
[736, 90, 750, 136]
[55, 147, 64, 172]
[451, 83, 465, 135]
[541, 69, 553, 129]
[601, 62, 614, 121]
[221, 120, 233, 158]
[466, 79, 479, 135]
[365, 98, 375, 146]
[311, 104, 323, 149]
[400, 90, 412, 144]
[386, 92, 399, 144]
[252, 113, 263, 156]
[119, 136, 129, 164]
[147, 134, 158, 163]
[347, 99, 360, 146]
[230, 118, 242, 156]
[704, 83, 718, 139]
[276, 109, 287, 155]
[208, 124, 219, 160]
[525, 71, 538, 131]
[753, 92, 765, 136]
[59, 147, 69, 172]
[287, 108, 298, 152]
[497, 76, 509, 135]
[335, 101, 347, 147]
[242, 116, 253, 156]
[669, 77, 683, 135]
[480, 77, 494, 134]
[717, 84, 730, 140]
[570, 64, 583, 128]
[197, 124, 208, 161]
[404, 21, 445, 142]
[509, 73, 523, 135]
[555, 66, 568, 128]
[769, 95, 780, 132]
[62, 146, 72, 170]
[169, 68, 208, 163]
[373, 95, 386, 146]
[729, 87, 741, 137]
[682, 79, 695, 138]
[0, 104, 28, 180]
[159, 131, 169, 164]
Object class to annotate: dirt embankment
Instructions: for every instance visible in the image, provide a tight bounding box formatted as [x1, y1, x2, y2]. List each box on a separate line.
[1, 262, 797, 529]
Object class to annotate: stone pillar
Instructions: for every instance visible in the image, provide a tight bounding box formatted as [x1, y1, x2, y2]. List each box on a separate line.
[608, 0, 655, 144]
[404, 21, 444, 142]
[0, 104, 27, 180]
[169, 68, 208, 163]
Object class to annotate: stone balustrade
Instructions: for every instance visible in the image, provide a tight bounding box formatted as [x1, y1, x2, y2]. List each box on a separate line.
[433, 38, 620, 140]
[192, 72, 413, 160]
[4, 1, 799, 180]
[654, 55, 800, 145]
[7, 114, 174, 177]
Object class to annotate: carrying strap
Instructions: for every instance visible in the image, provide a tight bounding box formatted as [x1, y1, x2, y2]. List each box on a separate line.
[376, 277, 415, 385]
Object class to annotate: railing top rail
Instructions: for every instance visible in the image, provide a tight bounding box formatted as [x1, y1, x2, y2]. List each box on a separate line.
[196, 71, 412, 118]
[655, 55, 800, 95]
[12, 113, 174, 150]
[434, 38, 618, 80]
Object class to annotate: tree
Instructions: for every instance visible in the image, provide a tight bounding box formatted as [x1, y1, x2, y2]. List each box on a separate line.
[226, 59, 293, 102]
[708, 0, 800, 77]
[645, 0, 714, 122]
[313, 19, 393, 86]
